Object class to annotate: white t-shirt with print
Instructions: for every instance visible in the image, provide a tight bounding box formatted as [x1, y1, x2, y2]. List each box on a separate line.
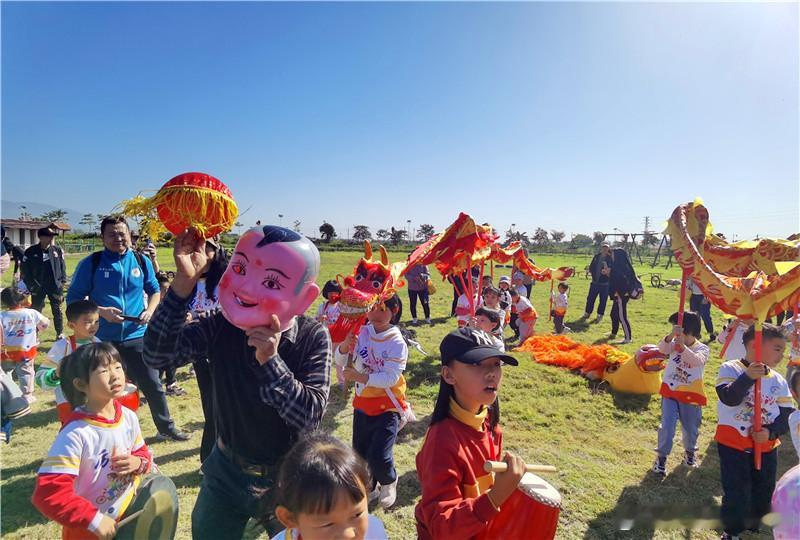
[43, 336, 101, 404]
[316, 301, 341, 326]
[0, 308, 48, 354]
[38, 404, 149, 522]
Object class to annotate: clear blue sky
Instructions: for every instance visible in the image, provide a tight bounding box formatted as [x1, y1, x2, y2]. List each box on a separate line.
[3, 1, 798, 241]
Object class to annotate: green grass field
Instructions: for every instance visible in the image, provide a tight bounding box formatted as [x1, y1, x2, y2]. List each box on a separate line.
[1, 249, 796, 540]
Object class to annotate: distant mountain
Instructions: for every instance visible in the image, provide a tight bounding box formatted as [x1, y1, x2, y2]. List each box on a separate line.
[1, 200, 90, 229]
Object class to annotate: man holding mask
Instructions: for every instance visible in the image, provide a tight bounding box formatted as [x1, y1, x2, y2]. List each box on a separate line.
[144, 225, 331, 539]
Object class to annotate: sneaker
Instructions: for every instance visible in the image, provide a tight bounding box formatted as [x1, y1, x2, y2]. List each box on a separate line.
[709, 333, 717, 341]
[580, 313, 590, 320]
[378, 479, 397, 509]
[652, 455, 666, 476]
[595, 314, 604, 323]
[368, 484, 380, 503]
[720, 534, 741, 540]
[615, 338, 632, 344]
[56, 334, 65, 341]
[683, 451, 698, 468]
[563, 326, 571, 333]
[165, 383, 186, 397]
[411, 319, 418, 326]
[156, 428, 191, 442]
[609, 333, 617, 339]
[427, 319, 433, 326]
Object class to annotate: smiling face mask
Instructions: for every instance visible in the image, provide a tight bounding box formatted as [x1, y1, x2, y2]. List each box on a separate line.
[218, 226, 321, 331]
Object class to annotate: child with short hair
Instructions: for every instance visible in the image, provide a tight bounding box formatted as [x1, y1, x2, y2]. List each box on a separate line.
[782, 316, 800, 387]
[717, 318, 751, 362]
[481, 286, 506, 336]
[318, 279, 344, 389]
[1, 286, 49, 402]
[509, 289, 537, 343]
[497, 277, 514, 337]
[715, 323, 794, 539]
[270, 432, 388, 540]
[788, 370, 800, 461]
[551, 282, 570, 334]
[415, 327, 526, 539]
[35, 299, 101, 425]
[652, 311, 710, 475]
[472, 307, 505, 352]
[32, 342, 154, 540]
[512, 272, 527, 299]
[334, 295, 408, 509]
[455, 277, 482, 328]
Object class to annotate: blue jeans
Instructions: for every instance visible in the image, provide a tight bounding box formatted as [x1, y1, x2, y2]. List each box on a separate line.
[689, 294, 715, 336]
[352, 409, 399, 486]
[718, 444, 778, 536]
[192, 445, 280, 540]
[584, 282, 609, 316]
[656, 397, 701, 456]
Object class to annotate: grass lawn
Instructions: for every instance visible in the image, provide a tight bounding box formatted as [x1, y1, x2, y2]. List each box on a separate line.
[1, 249, 796, 539]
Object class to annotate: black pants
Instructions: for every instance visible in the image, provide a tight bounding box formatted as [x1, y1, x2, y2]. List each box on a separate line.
[161, 367, 177, 386]
[451, 287, 460, 316]
[584, 282, 609, 316]
[510, 312, 520, 338]
[352, 409, 399, 487]
[525, 283, 533, 299]
[195, 358, 216, 463]
[112, 338, 175, 434]
[553, 313, 565, 334]
[610, 295, 631, 340]
[192, 444, 281, 540]
[408, 289, 430, 320]
[31, 289, 64, 335]
[689, 294, 715, 336]
[718, 444, 778, 535]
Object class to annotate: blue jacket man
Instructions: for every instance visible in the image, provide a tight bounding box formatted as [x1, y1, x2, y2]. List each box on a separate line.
[67, 215, 188, 440]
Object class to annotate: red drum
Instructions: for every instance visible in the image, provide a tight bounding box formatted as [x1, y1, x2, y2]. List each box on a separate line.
[477, 472, 562, 540]
[117, 383, 140, 412]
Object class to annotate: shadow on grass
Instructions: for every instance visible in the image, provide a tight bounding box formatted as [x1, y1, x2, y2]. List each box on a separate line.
[320, 384, 353, 433]
[396, 413, 431, 445]
[582, 439, 794, 539]
[152, 446, 202, 467]
[405, 355, 441, 389]
[0, 474, 48, 535]
[380, 468, 420, 512]
[610, 391, 653, 412]
[16, 407, 60, 431]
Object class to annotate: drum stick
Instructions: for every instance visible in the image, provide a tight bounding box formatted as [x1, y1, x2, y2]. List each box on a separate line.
[484, 461, 558, 473]
[116, 509, 145, 528]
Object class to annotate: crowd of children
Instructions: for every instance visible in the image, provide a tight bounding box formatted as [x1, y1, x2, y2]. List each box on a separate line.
[3, 252, 800, 540]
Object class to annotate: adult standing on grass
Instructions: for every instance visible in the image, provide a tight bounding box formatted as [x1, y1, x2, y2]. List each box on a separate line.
[21, 227, 67, 338]
[66, 215, 189, 441]
[144, 225, 331, 539]
[581, 241, 613, 323]
[608, 247, 635, 344]
[406, 261, 432, 326]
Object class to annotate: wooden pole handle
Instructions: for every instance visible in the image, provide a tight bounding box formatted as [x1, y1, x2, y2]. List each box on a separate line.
[484, 460, 557, 473]
[116, 508, 145, 528]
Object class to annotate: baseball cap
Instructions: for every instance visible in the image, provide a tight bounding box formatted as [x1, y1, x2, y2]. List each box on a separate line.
[498, 276, 511, 285]
[37, 227, 56, 238]
[439, 327, 518, 366]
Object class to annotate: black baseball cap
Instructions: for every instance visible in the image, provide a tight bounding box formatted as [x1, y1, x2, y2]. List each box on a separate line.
[439, 327, 518, 366]
[37, 227, 56, 237]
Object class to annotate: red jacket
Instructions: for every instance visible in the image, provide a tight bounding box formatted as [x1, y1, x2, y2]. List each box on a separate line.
[415, 398, 502, 540]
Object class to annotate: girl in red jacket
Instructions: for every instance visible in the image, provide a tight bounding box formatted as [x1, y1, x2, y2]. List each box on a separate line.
[32, 343, 152, 540]
[415, 327, 527, 540]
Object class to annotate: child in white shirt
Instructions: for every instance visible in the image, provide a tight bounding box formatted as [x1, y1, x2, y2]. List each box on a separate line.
[551, 282, 570, 334]
[1, 287, 49, 402]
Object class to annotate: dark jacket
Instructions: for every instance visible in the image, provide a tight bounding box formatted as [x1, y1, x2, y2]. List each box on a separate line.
[588, 253, 613, 284]
[21, 243, 67, 293]
[608, 248, 636, 297]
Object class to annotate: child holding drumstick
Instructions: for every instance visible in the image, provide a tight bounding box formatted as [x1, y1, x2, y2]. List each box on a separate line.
[32, 343, 153, 540]
[415, 327, 526, 539]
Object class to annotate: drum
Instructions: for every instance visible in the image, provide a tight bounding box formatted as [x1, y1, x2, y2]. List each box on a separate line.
[116, 473, 179, 540]
[117, 383, 140, 412]
[477, 472, 561, 540]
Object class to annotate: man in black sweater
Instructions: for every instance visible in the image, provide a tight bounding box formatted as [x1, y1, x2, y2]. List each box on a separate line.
[21, 227, 67, 336]
[144, 225, 330, 539]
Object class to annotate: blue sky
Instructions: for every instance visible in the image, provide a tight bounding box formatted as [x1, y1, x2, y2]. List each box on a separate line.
[3, 1, 798, 241]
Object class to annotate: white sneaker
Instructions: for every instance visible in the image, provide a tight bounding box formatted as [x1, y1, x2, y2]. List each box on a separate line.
[615, 338, 632, 344]
[580, 312, 590, 319]
[378, 479, 397, 509]
[563, 326, 571, 333]
[368, 484, 380, 503]
[595, 315, 603, 323]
